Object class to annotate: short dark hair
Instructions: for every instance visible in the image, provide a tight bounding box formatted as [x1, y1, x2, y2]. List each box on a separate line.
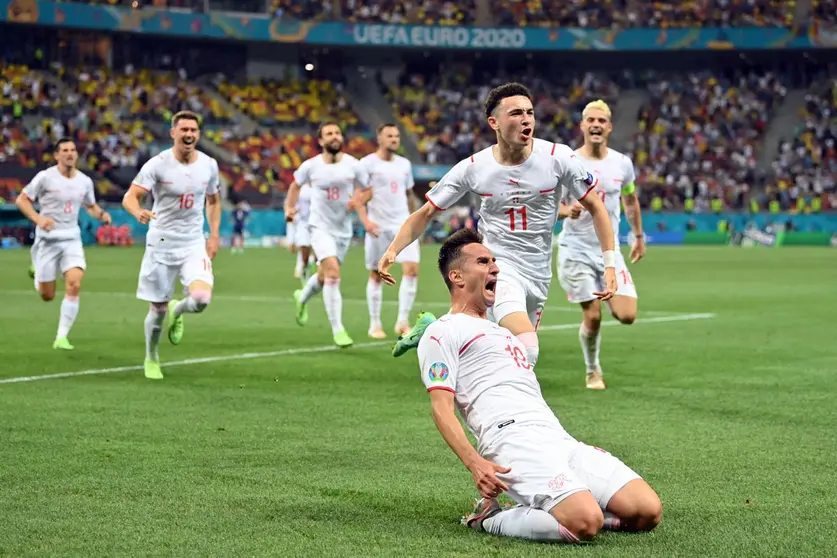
[377, 123, 398, 135]
[53, 137, 75, 152]
[317, 120, 342, 139]
[484, 82, 533, 119]
[172, 110, 201, 128]
[438, 228, 484, 292]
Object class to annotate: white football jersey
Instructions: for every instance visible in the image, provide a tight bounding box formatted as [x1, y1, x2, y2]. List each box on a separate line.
[418, 313, 566, 451]
[295, 183, 313, 224]
[294, 153, 367, 237]
[559, 148, 636, 251]
[426, 138, 597, 283]
[132, 148, 220, 246]
[23, 166, 96, 241]
[358, 152, 414, 230]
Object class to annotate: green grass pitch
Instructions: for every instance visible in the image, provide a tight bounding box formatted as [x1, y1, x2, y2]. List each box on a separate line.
[0, 244, 835, 557]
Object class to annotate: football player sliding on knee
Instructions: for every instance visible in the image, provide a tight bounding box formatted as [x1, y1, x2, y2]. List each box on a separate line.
[378, 82, 618, 364]
[15, 138, 111, 350]
[556, 100, 646, 390]
[284, 121, 370, 348]
[417, 229, 661, 543]
[123, 111, 221, 380]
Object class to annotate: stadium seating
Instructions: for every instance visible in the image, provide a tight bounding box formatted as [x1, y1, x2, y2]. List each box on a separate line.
[629, 70, 788, 211]
[0, 64, 64, 117]
[216, 77, 366, 132]
[387, 64, 620, 164]
[771, 72, 836, 211]
[493, 0, 797, 28]
[339, 0, 476, 25]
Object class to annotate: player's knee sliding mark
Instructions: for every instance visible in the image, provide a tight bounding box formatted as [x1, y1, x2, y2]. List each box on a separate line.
[190, 290, 211, 313]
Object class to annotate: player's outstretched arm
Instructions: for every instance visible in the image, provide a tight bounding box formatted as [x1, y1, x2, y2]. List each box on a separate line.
[377, 202, 436, 285]
[621, 188, 645, 263]
[429, 390, 510, 499]
[578, 194, 617, 300]
[283, 181, 301, 221]
[15, 192, 53, 230]
[84, 203, 112, 224]
[122, 185, 155, 225]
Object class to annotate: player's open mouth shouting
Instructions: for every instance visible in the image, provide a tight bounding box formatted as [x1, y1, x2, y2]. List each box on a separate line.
[588, 126, 604, 142]
[520, 126, 532, 141]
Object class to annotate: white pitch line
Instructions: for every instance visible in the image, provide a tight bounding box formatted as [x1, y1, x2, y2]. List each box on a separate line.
[0, 313, 715, 385]
[0, 290, 678, 316]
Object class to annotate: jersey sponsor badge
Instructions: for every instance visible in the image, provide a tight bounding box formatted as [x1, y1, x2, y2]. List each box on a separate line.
[427, 362, 450, 383]
[583, 172, 595, 185]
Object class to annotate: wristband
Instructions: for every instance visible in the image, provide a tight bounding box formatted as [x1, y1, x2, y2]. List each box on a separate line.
[603, 250, 616, 268]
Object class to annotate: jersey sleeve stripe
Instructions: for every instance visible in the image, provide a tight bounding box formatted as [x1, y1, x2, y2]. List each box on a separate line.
[470, 154, 475, 163]
[539, 188, 556, 195]
[427, 386, 455, 394]
[458, 333, 485, 356]
[579, 182, 597, 200]
[425, 192, 444, 211]
[131, 182, 149, 192]
[551, 143, 557, 155]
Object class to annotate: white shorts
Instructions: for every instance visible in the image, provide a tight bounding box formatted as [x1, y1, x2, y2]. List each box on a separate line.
[136, 240, 214, 303]
[365, 228, 420, 271]
[286, 222, 296, 246]
[310, 227, 351, 264]
[31, 238, 86, 285]
[484, 424, 641, 512]
[294, 220, 311, 248]
[487, 263, 549, 330]
[557, 247, 638, 304]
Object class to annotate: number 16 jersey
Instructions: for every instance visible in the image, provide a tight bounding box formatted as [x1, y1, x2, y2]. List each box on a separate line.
[425, 138, 597, 284]
[132, 148, 220, 247]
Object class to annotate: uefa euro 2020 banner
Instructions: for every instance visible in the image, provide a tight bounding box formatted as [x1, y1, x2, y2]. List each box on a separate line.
[3, 0, 837, 51]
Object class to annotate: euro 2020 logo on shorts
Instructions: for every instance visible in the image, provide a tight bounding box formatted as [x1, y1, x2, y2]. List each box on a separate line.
[428, 362, 450, 383]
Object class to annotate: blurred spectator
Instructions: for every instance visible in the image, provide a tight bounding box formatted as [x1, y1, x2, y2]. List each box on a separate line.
[340, 0, 476, 25]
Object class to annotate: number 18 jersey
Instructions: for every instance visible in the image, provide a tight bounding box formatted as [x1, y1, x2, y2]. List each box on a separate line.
[426, 138, 597, 283]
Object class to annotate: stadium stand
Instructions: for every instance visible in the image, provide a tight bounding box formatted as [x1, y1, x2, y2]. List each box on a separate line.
[340, 0, 477, 25]
[493, 0, 798, 28]
[630, 70, 788, 211]
[387, 61, 621, 164]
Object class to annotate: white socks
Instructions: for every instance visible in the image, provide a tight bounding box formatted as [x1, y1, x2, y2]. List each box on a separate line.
[56, 295, 79, 339]
[300, 273, 323, 304]
[483, 506, 581, 543]
[173, 290, 211, 317]
[144, 304, 167, 361]
[367, 279, 382, 329]
[579, 323, 602, 372]
[397, 275, 418, 324]
[323, 278, 343, 334]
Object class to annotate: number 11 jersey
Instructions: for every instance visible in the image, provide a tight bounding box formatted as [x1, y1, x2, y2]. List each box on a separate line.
[425, 138, 597, 284]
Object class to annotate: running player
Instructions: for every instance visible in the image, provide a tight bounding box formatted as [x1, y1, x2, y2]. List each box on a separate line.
[15, 137, 112, 350]
[378, 83, 618, 368]
[557, 100, 646, 390]
[418, 228, 661, 543]
[289, 183, 315, 282]
[231, 200, 250, 254]
[354, 123, 419, 339]
[284, 121, 370, 348]
[122, 111, 221, 380]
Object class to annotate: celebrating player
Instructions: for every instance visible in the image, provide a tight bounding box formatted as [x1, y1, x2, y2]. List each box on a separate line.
[417, 229, 661, 543]
[289, 183, 315, 282]
[15, 138, 112, 350]
[353, 124, 419, 339]
[557, 100, 646, 390]
[231, 200, 250, 254]
[122, 111, 221, 380]
[284, 121, 370, 348]
[378, 82, 617, 368]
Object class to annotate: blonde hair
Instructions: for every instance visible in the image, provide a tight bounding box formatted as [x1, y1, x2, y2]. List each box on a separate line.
[582, 99, 612, 120]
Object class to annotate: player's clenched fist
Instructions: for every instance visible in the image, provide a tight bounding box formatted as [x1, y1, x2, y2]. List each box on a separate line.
[36, 216, 56, 231]
[468, 457, 511, 499]
[594, 267, 618, 301]
[377, 250, 397, 285]
[135, 210, 156, 225]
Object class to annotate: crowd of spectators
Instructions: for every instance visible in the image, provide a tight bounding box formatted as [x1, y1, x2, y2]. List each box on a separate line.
[629, 70, 788, 211]
[388, 63, 619, 165]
